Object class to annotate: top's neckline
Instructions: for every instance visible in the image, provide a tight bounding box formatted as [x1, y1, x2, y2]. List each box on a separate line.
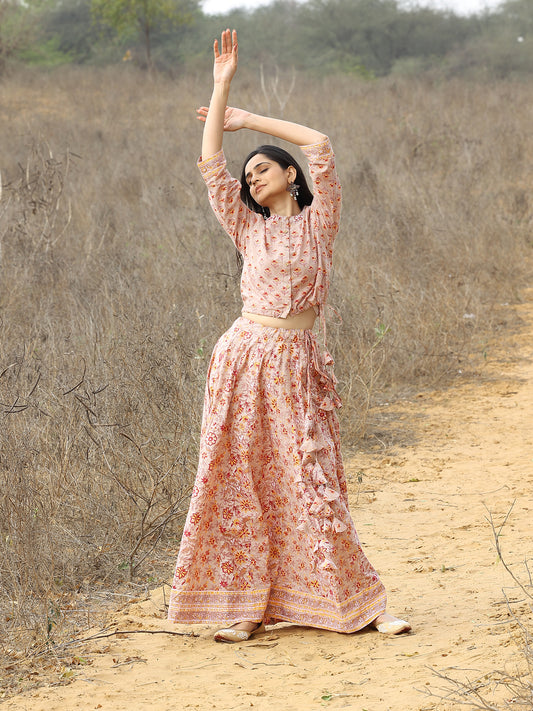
[266, 206, 307, 222]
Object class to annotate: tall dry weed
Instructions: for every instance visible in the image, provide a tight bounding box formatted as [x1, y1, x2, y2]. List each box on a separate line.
[0, 66, 531, 661]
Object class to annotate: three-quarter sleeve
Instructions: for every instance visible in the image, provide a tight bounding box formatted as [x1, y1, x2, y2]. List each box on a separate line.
[300, 137, 342, 245]
[198, 150, 260, 253]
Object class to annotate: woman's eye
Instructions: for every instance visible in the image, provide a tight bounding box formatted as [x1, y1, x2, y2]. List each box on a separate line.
[247, 167, 268, 186]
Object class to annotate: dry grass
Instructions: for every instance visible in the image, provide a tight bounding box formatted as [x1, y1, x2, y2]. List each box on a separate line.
[0, 66, 531, 666]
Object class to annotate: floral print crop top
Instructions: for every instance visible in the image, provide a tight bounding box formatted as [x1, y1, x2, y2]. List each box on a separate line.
[197, 137, 341, 319]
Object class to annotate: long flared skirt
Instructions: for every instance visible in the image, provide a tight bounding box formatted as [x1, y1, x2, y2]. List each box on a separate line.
[168, 317, 386, 632]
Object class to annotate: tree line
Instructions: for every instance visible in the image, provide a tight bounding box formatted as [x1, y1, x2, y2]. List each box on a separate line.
[0, 0, 532, 78]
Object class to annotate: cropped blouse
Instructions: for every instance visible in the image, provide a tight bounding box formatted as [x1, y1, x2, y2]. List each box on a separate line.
[197, 137, 341, 319]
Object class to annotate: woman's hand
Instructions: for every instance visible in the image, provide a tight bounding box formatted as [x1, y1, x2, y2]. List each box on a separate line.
[213, 28, 238, 85]
[199, 29, 238, 159]
[197, 105, 250, 132]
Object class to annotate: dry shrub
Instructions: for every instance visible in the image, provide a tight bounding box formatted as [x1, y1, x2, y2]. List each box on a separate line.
[0, 66, 531, 659]
[324, 76, 532, 438]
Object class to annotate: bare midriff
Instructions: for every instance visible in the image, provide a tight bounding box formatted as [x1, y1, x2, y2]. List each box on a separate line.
[242, 307, 316, 330]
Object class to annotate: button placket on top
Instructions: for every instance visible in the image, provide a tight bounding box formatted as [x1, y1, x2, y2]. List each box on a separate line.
[266, 215, 291, 317]
[286, 216, 293, 312]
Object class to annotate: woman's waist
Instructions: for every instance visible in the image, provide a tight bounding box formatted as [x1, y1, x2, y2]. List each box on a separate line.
[241, 307, 316, 330]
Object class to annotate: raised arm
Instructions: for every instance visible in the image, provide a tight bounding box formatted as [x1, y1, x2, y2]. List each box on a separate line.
[239, 114, 326, 147]
[198, 105, 327, 149]
[201, 29, 238, 161]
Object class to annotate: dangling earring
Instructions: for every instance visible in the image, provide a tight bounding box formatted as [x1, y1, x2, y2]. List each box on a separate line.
[287, 182, 300, 201]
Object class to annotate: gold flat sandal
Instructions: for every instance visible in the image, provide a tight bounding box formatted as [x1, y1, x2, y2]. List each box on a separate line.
[214, 621, 265, 643]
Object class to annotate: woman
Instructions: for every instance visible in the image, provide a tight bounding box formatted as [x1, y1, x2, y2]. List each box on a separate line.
[168, 29, 410, 642]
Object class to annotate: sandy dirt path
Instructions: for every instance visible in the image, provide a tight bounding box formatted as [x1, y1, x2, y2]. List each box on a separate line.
[4, 294, 532, 711]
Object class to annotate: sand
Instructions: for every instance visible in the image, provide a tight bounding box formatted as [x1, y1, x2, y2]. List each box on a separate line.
[3, 294, 532, 711]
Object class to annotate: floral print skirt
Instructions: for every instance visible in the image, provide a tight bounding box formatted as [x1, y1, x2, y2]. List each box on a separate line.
[168, 317, 386, 632]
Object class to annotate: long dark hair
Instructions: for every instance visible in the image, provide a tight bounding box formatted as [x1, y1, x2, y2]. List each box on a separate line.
[239, 145, 314, 218]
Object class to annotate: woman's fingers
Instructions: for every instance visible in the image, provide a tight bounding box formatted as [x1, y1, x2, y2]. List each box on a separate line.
[212, 29, 238, 83]
[221, 28, 231, 55]
[215, 28, 237, 58]
[196, 106, 231, 122]
[196, 106, 208, 123]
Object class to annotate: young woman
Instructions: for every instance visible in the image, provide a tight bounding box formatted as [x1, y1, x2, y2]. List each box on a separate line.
[168, 29, 410, 642]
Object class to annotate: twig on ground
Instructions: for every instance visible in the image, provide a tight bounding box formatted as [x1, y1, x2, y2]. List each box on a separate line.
[31, 626, 198, 658]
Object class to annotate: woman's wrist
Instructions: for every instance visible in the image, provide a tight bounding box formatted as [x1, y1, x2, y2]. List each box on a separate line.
[242, 112, 260, 131]
[212, 79, 232, 92]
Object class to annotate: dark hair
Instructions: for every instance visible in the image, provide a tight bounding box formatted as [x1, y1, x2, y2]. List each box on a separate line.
[239, 145, 314, 217]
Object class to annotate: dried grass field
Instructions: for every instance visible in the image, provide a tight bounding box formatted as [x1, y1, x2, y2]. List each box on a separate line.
[0, 65, 532, 696]
[2, 291, 533, 710]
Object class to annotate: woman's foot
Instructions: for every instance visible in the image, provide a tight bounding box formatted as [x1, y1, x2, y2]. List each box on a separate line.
[214, 621, 265, 643]
[371, 613, 411, 635]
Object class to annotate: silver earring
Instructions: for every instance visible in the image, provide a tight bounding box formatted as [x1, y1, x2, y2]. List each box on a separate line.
[287, 182, 300, 201]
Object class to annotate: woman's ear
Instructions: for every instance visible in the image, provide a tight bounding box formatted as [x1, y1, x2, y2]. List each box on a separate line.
[287, 165, 297, 183]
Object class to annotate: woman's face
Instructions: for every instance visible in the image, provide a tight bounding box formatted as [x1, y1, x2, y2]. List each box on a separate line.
[244, 154, 294, 207]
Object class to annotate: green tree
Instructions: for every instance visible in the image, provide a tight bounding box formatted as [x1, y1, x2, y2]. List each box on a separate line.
[298, 0, 479, 76]
[499, 0, 533, 32]
[91, 0, 198, 70]
[0, 0, 47, 74]
[300, 0, 403, 76]
[45, 0, 103, 64]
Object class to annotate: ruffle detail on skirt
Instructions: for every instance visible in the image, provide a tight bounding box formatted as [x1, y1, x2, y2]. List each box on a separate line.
[309, 338, 342, 412]
[296, 337, 345, 572]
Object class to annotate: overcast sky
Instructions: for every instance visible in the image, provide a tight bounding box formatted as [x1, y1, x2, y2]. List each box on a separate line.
[201, 0, 505, 17]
